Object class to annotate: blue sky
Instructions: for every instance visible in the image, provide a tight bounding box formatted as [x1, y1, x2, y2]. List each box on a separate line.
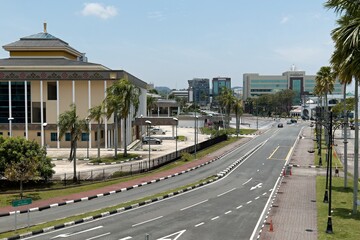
[0, 1, 343, 90]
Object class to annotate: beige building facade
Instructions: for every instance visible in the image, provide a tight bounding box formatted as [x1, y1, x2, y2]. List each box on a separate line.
[0, 26, 147, 149]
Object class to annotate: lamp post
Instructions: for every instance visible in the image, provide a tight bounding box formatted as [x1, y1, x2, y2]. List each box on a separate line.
[173, 117, 178, 158]
[43, 122, 48, 153]
[140, 114, 143, 148]
[85, 117, 90, 159]
[8, 117, 14, 137]
[194, 116, 198, 159]
[326, 111, 334, 234]
[145, 120, 151, 169]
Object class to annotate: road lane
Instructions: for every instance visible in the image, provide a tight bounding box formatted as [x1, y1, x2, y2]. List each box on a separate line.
[21, 124, 303, 239]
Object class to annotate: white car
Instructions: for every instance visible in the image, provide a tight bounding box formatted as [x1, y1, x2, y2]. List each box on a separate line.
[151, 128, 166, 135]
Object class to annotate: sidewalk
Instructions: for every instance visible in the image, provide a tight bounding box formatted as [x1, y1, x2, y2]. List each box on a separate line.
[259, 126, 318, 240]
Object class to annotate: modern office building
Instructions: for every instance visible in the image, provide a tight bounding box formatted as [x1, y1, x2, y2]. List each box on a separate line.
[243, 68, 343, 105]
[212, 77, 231, 99]
[0, 24, 147, 149]
[188, 78, 210, 106]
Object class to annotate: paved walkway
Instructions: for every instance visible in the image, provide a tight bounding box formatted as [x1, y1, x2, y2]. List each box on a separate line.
[259, 126, 318, 240]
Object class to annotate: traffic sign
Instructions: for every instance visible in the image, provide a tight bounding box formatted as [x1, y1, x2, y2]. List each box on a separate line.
[12, 198, 32, 207]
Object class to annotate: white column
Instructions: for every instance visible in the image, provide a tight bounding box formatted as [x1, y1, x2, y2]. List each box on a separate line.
[168, 107, 170, 117]
[24, 81, 28, 139]
[8, 81, 12, 137]
[72, 80, 75, 103]
[104, 81, 108, 149]
[40, 80, 44, 146]
[88, 80, 92, 148]
[57, 80, 60, 148]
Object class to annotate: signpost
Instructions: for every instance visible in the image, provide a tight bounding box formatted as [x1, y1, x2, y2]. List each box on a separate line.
[12, 198, 32, 230]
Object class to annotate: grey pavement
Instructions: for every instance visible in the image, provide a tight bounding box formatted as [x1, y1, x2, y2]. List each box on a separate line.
[259, 126, 318, 240]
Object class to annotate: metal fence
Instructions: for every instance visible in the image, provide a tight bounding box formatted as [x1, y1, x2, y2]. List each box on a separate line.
[51, 134, 228, 185]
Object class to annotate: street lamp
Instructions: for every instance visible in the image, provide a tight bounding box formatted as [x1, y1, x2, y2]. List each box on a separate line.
[43, 122, 48, 153]
[145, 120, 151, 169]
[173, 117, 178, 158]
[194, 116, 198, 159]
[140, 114, 143, 148]
[8, 117, 14, 137]
[85, 117, 90, 159]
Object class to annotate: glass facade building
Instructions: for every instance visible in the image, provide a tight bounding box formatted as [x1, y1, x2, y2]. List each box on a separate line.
[243, 70, 343, 105]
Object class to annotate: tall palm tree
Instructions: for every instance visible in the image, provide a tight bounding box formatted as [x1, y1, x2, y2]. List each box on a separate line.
[218, 87, 235, 129]
[147, 95, 157, 116]
[104, 80, 123, 159]
[315, 66, 336, 113]
[325, 0, 360, 213]
[118, 79, 140, 157]
[58, 104, 88, 182]
[232, 98, 243, 137]
[88, 104, 106, 159]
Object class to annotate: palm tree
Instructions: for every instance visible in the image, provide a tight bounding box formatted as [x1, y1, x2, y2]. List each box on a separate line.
[104, 80, 123, 159]
[315, 66, 336, 114]
[118, 79, 140, 157]
[88, 104, 106, 159]
[147, 95, 157, 116]
[218, 87, 235, 129]
[232, 98, 243, 137]
[58, 104, 88, 182]
[325, 0, 360, 213]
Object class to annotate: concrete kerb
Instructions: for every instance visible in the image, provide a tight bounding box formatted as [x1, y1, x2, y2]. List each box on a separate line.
[1, 139, 260, 240]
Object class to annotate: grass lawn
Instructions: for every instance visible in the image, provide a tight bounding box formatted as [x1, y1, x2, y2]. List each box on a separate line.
[0, 137, 240, 208]
[317, 176, 360, 240]
[89, 153, 140, 164]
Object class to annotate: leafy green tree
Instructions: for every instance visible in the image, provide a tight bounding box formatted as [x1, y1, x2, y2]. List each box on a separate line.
[88, 104, 106, 159]
[0, 137, 54, 198]
[331, 97, 355, 118]
[58, 104, 88, 182]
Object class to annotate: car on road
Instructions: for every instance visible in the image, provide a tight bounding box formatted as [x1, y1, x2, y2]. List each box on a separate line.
[277, 123, 283, 128]
[142, 136, 162, 144]
[150, 127, 166, 135]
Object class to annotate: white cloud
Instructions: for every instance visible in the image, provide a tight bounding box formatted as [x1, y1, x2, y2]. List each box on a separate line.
[147, 11, 166, 21]
[280, 16, 289, 24]
[81, 3, 117, 19]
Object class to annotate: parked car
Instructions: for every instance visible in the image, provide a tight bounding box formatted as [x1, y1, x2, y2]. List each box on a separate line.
[142, 136, 162, 144]
[278, 123, 283, 128]
[151, 128, 166, 135]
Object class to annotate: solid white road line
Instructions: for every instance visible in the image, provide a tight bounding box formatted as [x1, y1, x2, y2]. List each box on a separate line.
[217, 188, 236, 197]
[132, 216, 163, 227]
[85, 232, 111, 240]
[180, 199, 208, 211]
[195, 222, 204, 227]
[242, 178, 252, 185]
[51, 226, 103, 239]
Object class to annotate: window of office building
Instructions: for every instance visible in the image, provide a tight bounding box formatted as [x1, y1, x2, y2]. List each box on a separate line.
[65, 133, 71, 141]
[81, 133, 89, 141]
[47, 82, 57, 100]
[32, 102, 46, 123]
[51, 132, 57, 141]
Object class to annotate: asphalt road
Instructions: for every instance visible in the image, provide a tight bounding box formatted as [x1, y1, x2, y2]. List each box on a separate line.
[19, 123, 302, 240]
